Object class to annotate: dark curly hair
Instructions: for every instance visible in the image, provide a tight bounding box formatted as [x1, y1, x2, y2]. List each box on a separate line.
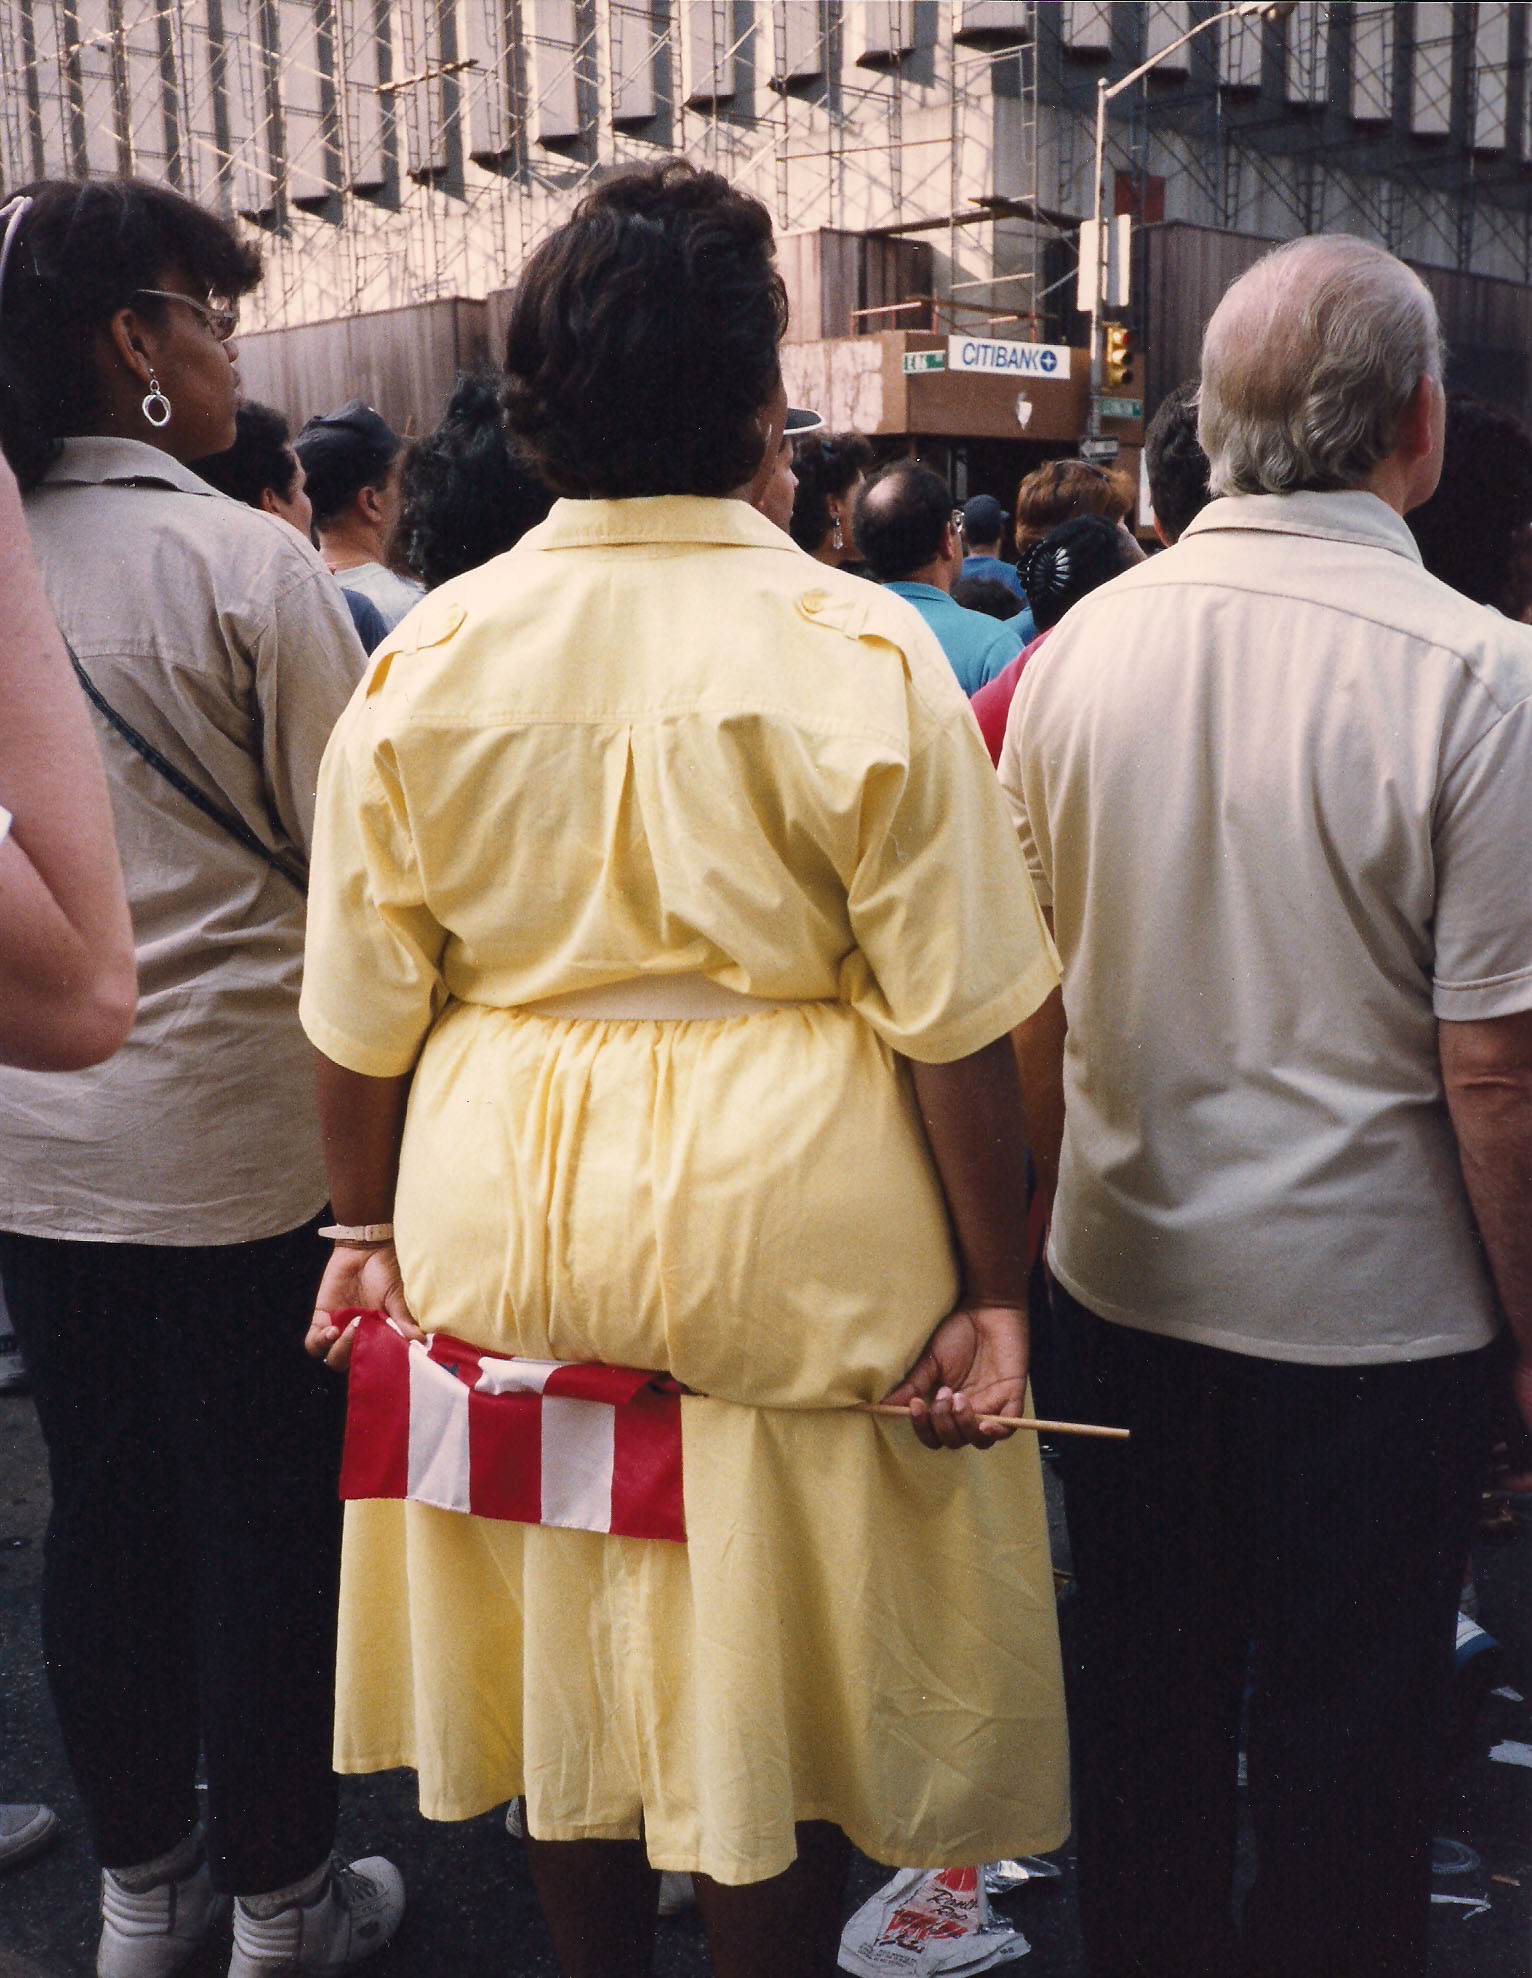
[1407, 391, 1532, 616]
[951, 576, 1021, 621]
[502, 161, 788, 498]
[789, 430, 873, 552]
[1143, 381, 1212, 543]
[0, 179, 262, 491]
[399, 373, 555, 589]
[191, 401, 299, 509]
[1019, 514, 1135, 631]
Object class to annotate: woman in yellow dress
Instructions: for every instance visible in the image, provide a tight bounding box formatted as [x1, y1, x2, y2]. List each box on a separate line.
[301, 161, 1068, 1978]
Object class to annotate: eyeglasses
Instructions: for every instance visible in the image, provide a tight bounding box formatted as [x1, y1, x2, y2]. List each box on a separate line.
[952, 507, 966, 534]
[135, 289, 239, 342]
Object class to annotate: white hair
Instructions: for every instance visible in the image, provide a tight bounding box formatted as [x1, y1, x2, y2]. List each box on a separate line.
[1198, 235, 1442, 497]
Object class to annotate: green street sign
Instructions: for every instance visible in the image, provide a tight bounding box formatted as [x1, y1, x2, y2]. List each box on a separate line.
[902, 350, 946, 374]
[1100, 395, 1143, 421]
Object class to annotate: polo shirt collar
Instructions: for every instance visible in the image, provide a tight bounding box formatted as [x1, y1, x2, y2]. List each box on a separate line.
[884, 581, 950, 605]
[1181, 489, 1423, 566]
[42, 434, 223, 498]
[524, 495, 801, 553]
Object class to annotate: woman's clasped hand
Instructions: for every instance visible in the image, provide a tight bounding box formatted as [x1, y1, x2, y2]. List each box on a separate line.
[885, 1301, 1029, 1449]
[306, 1241, 421, 1368]
[308, 1266, 1025, 1451]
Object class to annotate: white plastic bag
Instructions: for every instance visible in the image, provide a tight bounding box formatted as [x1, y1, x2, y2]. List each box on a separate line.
[838, 1866, 1030, 1976]
[982, 1858, 1061, 1896]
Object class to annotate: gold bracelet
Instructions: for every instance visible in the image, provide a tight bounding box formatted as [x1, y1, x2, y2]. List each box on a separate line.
[318, 1222, 395, 1244]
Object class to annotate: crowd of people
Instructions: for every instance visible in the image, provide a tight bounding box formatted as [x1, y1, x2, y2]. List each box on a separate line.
[0, 158, 1528, 1978]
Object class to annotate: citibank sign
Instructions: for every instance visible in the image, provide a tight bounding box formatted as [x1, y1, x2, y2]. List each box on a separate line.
[946, 335, 1072, 378]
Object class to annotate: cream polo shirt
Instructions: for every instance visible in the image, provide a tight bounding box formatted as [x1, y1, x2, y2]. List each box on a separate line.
[0, 437, 366, 1244]
[1000, 490, 1532, 1364]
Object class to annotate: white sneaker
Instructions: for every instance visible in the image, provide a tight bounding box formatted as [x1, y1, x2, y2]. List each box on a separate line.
[98, 1843, 230, 1978]
[228, 1857, 404, 1975]
[0, 1801, 57, 1871]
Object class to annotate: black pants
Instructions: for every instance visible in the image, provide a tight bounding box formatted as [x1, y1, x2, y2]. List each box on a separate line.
[1053, 1283, 1494, 1978]
[0, 1223, 345, 1895]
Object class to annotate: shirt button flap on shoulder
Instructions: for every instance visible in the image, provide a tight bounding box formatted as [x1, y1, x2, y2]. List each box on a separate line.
[795, 585, 877, 639]
[365, 596, 466, 694]
[401, 597, 466, 652]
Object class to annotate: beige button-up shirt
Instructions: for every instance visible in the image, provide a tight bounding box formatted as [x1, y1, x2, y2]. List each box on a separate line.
[0, 437, 366, 1244]
[1001, 490, 1532, 1364]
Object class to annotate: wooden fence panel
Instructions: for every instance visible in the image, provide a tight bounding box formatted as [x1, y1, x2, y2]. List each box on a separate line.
[233, 296, 491, 436]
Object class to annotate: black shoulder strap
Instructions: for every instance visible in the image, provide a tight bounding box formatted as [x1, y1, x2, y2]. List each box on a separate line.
[64, 638, 307, 897]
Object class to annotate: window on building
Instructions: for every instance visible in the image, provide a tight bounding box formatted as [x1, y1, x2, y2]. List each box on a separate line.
[1349, 2, 1394, 126]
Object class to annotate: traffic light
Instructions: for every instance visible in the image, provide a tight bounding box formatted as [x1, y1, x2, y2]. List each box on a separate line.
[1103, 323, 1137, 392]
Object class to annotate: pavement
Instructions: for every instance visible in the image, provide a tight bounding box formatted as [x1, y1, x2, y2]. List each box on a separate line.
[3, 1385, 1530, 1976]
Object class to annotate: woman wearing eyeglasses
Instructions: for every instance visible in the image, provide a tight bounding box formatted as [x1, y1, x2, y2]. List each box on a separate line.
[0, 180, 402, 1974]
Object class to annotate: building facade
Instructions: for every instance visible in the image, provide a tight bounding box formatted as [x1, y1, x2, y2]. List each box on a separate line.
[4, 4, 1531, 454]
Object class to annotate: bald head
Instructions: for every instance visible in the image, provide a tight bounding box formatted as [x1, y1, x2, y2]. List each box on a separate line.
[854, 460, 956, 584]
[1199, 235, 1441, 498]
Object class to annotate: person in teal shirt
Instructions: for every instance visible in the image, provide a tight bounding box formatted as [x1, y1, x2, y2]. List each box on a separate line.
[959, 493, 1026, 602]
[855, 462, 1025, 694]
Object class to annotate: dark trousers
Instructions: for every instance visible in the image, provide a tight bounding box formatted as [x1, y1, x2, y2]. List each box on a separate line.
[1053, 1282, 1494, 1978]
[0, 1223, 346, 1894]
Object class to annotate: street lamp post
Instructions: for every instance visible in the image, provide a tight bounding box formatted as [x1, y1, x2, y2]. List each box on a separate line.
[1087, 0, 1299, 439]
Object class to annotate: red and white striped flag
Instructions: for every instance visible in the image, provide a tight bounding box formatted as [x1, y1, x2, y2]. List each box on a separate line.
[337, 1312, 686, 1543]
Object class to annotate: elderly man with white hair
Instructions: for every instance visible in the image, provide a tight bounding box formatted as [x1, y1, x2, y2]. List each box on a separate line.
[999, 234, 1532, 1978]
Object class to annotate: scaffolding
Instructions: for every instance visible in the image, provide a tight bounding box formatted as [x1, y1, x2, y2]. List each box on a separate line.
[4, 4, 1532, 343]
[0, 3, 1047, 336]
[1038, 1, 1532, 290]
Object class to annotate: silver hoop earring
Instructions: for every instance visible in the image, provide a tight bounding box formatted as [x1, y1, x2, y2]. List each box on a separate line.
[141, 371, 172, 429]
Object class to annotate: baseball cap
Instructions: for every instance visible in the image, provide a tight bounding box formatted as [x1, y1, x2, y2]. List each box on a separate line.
[293, 400, 406, 522]
[295, 398, 404, 461]
[962, 494, 1008, 540]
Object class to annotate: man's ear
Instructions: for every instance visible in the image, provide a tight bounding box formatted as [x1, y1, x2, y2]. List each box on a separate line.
[258, 485, 284, 517]
[356, 481, 386, 527]
[1400, 374, 1440, 462]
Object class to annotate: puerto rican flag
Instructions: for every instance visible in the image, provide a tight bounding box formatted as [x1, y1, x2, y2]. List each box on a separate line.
[337, 1312, 687, 1543]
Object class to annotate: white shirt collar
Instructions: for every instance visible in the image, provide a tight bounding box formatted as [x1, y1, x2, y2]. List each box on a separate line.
[40, 434, 224, 498]
[1180, 489, 1424, 566]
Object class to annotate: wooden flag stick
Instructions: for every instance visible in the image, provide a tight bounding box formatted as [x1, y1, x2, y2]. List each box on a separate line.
[857, 1401, 1129, 1442]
